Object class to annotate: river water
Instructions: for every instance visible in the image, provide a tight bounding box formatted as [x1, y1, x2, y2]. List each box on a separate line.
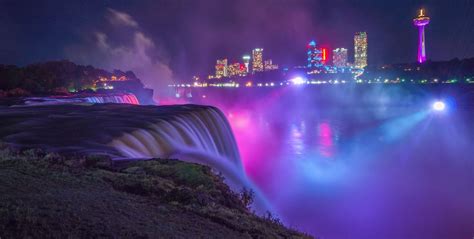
[165, 85, 474, 238]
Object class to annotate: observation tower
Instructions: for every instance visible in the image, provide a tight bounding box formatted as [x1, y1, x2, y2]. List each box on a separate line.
[413, 9, 430, 63]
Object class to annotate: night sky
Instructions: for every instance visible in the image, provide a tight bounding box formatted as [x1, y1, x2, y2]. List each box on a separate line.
[1, 0, 474, 83]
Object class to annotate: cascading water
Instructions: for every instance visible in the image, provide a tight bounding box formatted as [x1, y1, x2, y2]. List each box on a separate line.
[0, 103, 269, 213]
[109, 105, 269, 213]
[85, 94, 140, 105]
[22, 93, 140, 106]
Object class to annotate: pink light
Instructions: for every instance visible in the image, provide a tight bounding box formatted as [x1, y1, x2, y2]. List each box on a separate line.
[318, 122, 334, 157]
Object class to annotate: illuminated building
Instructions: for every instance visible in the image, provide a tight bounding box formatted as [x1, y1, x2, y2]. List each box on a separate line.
[264, 59, 279, 71]
[238, 63, 246, 75]
[228, 63, 245, 77]
[252, 48, 264, 73]
[321, 48, 328, 65]
[354, 32, 368, 69]
[243, 55, 251, 73]
[307, 40, 323, 68]
[215, 59, 228, 78]
[413, 9, 430, 63]
[333, 48, 348, 67]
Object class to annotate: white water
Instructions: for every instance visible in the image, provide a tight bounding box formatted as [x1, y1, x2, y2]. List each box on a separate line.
[109, 106, 270, 213]
[23, 93, 140, 106]
[85, 94, 139, 105]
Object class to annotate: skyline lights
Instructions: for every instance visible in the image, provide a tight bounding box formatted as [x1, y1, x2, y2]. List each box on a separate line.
[243, 55, 251, 73]
[215, 59, 228, 78]
[252, 48, 264, 73]
[264, 59, 279, 71]
[307, 40, 323, 68]
[333, 48, 348, 67]
[354, 32, 368, 69]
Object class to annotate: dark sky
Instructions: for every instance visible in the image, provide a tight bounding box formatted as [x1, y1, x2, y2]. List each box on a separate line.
[1, 0, 474, 82]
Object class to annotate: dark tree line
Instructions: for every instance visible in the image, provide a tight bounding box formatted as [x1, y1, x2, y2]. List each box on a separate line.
[361, 58, 474, 82]
[0, 60, 139, 96]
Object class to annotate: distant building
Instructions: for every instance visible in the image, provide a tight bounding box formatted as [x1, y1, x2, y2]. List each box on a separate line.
[307, 40, 323, 69]
[264, 59, 279, 71]
[354, 32, 368, 69]
[252, 48, 264, 73]
[333, 48, 348, 67]
[215, 59, 228, 78]
[228, 63, 246, 77]
[242, 55, 251, 73]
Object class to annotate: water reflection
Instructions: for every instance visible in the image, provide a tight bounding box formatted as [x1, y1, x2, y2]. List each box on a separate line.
[317, 122, 335, 158]
[289, 123, 305, 156]
[161, 89, 474, 239]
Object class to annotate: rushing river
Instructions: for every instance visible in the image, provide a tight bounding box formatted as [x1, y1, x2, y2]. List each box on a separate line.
[165, 85, 474, 239]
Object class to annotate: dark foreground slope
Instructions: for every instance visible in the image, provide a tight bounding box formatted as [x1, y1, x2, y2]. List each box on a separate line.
[0, 148, 310, 238]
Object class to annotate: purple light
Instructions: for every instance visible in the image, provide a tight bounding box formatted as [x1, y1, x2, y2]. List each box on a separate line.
[413, 9, 430, 63]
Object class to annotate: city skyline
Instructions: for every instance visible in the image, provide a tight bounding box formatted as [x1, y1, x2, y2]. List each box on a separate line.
[1, 1, 474, 81]
[205, 31, 365, 79]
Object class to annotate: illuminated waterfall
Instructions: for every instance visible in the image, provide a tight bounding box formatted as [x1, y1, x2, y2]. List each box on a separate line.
[110, 106, 243, 177]
[85, 94, 140, 105]
[1, 103, 269, 212]
[23, 93, 140, 106]
[109, 105, 269, 212]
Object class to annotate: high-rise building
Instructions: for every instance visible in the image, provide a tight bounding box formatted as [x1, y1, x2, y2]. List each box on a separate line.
[413, 9, 430, 63]
[252, 48, 264, 73]
[307, 40, 323, 68]
[354, 32, 368, 69]
[228, 63, 246, 77]
[333, 48, 348, 67]
[215, 59, 228, 78]
[242, 55, 251, 73]
[264, 59, 279, 71]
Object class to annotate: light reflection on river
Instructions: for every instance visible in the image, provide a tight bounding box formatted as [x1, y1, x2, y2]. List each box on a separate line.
[163, 87, 474, 239]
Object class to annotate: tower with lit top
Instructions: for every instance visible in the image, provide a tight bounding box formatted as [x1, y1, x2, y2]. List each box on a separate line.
[242, 55, 251, 73]
[413, 9, 430, 63]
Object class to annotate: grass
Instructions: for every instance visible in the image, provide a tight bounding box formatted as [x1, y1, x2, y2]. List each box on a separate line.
[0, 146, 312, 238]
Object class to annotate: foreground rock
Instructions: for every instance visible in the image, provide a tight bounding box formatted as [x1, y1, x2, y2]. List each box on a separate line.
[0, 148, 311, 238]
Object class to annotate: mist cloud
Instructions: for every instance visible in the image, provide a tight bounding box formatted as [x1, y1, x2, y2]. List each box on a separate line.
[106, 8, 139, 28]
[66, 8, 174, 99]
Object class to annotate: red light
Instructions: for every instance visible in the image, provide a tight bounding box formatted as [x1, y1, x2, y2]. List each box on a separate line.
[322, 48, 327, 61]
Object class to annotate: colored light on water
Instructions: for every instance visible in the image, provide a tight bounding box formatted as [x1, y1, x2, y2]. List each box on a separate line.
[432, 101, 446, 111]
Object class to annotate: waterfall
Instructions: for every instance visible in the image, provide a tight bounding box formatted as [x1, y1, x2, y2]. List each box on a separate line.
[1, 103, 269, 213]
[109, 105, 269, 213]
[23, 93, 140, 106]
[84, 94, 140, 105]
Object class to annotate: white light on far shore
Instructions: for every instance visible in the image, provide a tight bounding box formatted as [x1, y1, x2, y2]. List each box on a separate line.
[291, 77, 306, 85]
[432, 101, 446, 111]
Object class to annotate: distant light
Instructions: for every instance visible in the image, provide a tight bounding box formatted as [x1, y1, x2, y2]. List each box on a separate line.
[291, 77, 306, 85]
[432, 101, 446, 111]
